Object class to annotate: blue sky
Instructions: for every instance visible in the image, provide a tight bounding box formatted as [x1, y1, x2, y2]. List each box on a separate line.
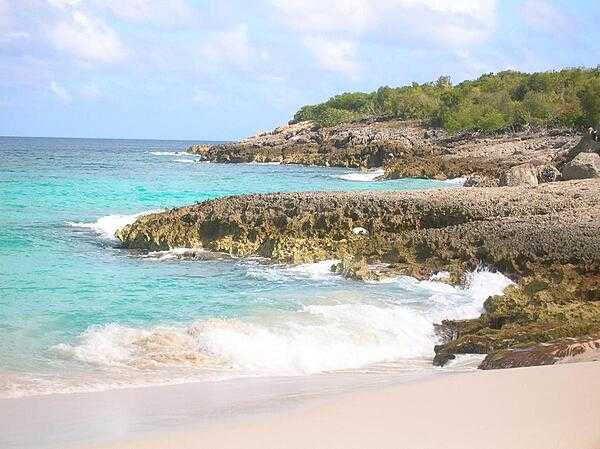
[1, 0, 599, 140]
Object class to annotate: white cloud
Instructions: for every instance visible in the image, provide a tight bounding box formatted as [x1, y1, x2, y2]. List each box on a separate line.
[272, 0, 373, 33]
[273, 0, 498, 47]
[0, 30, 30, 43]
[50, 9, 126, 63]
[303, 37, 360, 77]
[47, 0, 81, 8]
[50, 80, 71, 102]
[95, 0, 200, 26]
[200, 24, 264, 72]
[520, 0, 570, 32]
[80, 83, 102, 99]
[192, 87, 219, 105]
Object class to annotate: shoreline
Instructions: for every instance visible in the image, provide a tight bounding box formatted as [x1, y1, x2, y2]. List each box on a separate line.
[84, 361, 600, 449]
[1, 360, 466, 449]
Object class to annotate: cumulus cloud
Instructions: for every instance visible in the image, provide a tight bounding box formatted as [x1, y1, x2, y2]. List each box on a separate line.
[520, 0, 571, 32]
[95, 0, 200, 26]
[303, 37, 360, 77]
[50, 80, 71, 102]
[273, 0, 498, 47]
[50, 9, 126, 63]
[200, 24, 265, 72]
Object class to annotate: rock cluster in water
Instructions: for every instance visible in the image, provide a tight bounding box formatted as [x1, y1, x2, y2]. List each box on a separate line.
[117, 180, 600, 369]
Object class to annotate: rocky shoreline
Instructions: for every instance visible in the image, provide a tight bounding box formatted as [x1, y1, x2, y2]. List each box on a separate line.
[186, 118, 600, 186]
[117, 177, 600, 370]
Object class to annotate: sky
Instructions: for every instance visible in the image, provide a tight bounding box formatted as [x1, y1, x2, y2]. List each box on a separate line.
[0, 0, 599, 140]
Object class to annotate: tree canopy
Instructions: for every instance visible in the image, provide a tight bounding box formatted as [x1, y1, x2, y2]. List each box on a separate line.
[291, 68, 600, 132]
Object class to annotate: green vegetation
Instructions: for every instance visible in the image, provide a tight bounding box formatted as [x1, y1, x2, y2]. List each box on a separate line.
[291, 68, 600, 132]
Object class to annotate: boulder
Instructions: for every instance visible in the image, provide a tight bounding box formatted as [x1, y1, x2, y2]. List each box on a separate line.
[479, 334, 600, 370]
[501, 163, 538, 187]
[536, 164, 561, 183]
[561, 152, 600, 180]
[331, 258, 379, 282]
[464, 175, 499, 188]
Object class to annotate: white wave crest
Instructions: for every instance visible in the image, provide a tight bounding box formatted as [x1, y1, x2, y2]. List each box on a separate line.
[246, 260, 339, 282]
[149, 151, 187, 156]
[336, 168, 385, 182]
[52, 270, 512, 377]
[174, 158, 196, 164]
[441, 177, 467, 186]
[66, 210, 160, 240]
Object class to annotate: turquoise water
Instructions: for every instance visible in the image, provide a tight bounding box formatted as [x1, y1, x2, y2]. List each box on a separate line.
[0, 137, 509, 397]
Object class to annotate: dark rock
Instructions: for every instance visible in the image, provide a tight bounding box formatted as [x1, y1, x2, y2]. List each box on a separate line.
[536, 164, 561, 183]
[479, 334, 600, 369]
[561, 152, 600, 180]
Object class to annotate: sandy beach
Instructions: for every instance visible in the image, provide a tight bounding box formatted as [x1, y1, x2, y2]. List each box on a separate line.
[85, 361, 600, 449]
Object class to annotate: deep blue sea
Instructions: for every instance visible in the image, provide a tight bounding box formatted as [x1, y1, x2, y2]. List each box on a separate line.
[0, 136, 511, 398]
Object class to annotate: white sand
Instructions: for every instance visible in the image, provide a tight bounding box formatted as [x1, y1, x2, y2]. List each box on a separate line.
[89, 361, 600, 449]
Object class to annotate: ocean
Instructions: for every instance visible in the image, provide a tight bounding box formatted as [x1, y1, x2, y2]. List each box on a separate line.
[0, 136, 510, 400]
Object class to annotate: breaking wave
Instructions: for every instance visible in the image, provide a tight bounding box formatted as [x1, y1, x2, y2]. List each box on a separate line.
[66, 210, 160, 240]
[51, 269, 512, 381]
[336, 168, 385, 182]
[149, 151, 188, 156]
[442, 177, 467, 186]
[174, 158, 197, 164]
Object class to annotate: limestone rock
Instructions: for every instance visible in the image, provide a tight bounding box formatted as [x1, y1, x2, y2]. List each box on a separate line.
[479, 334, 600, 370]
[536, 164, 560, 183]
[501, 163, 538, 187]
[331, 258, 379, 281]
[561, 152, 600, 180]
[116, 181, 600, 366]
[464, 175, 499, 188]
[352, 226, 369, 235]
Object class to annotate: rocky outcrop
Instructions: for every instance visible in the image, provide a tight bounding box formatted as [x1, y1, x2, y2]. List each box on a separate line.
[479, 334, 600, 369]
[330, 258, 396, 282]
[188, 119, 427, 169]
[500, 163, 538, 187]
[561, 152, 600, 180]
[117, 180, 600, 368]
[187, 119, 579, 182]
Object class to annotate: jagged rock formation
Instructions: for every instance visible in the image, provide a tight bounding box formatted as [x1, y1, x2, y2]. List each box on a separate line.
[188, 119, 428, 168]
[117, 180, 600, 368]
[188, 119, 580, 184]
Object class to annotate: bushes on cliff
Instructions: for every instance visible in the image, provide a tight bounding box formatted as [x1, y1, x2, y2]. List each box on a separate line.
[291, 67, 600, 132]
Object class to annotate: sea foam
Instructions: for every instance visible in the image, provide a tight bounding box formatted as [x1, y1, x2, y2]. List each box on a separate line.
[149, 151, 188, 156]
[52, 268, 512, 378]
[67, 210, 160, 240]
[336, 169, 385, 182]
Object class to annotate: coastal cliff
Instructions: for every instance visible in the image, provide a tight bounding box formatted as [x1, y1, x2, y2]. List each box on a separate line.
[117, 180, 600, 369]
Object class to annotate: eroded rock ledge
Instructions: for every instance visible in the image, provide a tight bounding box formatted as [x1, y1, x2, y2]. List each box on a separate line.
[117, 180, 600, 369]
[187, 119, 583, 184]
